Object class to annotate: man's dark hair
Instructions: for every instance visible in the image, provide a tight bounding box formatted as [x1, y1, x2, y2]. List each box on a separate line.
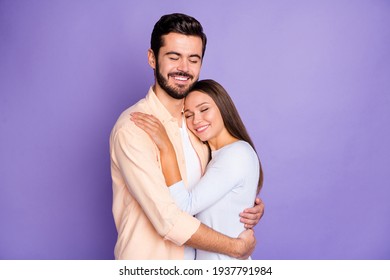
[151, 13, 207, 59]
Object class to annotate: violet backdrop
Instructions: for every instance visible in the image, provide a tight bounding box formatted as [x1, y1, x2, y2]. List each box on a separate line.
[1, 0, 389, 259]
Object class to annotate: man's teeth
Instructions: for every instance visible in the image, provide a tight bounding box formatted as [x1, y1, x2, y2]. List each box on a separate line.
[174, 76, 189, 81]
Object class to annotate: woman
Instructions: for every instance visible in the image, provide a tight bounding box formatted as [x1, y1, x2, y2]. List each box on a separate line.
[131, 79, 263, 259]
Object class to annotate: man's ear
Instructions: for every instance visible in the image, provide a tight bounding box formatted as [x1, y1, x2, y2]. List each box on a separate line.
[148, 49, 156, 69]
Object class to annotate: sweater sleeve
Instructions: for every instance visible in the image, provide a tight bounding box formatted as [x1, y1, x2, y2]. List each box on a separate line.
[169, 143, 249, 215]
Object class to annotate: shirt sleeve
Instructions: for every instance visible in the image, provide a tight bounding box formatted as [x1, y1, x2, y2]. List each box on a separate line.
[169, 144, 246, 215]
[111, 124, 200, 245]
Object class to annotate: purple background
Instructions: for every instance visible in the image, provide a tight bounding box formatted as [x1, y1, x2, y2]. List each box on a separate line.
[1, 0, 389, 260]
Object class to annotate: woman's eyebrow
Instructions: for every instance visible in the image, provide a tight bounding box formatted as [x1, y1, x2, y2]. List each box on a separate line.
[184, 102, 209, 112]
[195, 102, 209, 108]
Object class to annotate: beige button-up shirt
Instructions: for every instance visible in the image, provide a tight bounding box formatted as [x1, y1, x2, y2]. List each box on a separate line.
[110, 87, 209, 259]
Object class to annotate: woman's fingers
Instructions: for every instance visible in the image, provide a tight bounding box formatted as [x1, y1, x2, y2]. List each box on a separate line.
[131, 112, 161, 128]
[130, 112, 170, 151]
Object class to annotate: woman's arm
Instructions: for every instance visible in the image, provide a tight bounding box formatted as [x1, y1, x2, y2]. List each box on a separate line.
[240, 198, 265, 229]
[130, 112, 181, 186]
[131, 112, 264, 227]
[169, 143, 251, 215]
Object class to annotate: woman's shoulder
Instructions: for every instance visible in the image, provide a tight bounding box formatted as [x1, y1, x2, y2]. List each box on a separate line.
[211, 141, 259, 176]
[228, 140, 255, 153]
[215, 140, 257, 160]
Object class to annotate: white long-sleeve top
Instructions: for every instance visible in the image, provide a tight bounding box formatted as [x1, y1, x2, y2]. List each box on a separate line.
[170, 140, 259, 260]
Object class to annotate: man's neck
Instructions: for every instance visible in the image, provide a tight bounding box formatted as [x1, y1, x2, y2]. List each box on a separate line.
[153, 84, 184, 125]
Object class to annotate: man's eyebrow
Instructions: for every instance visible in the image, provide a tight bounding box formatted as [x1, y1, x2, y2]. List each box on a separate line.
[165, 52, 202, 59]
[166, 51, 181, 56]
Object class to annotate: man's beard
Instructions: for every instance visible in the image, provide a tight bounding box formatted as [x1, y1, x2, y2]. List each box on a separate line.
[155, 63, 197, 100]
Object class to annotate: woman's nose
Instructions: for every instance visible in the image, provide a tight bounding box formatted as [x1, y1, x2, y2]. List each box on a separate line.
[192, 113, 202, 124]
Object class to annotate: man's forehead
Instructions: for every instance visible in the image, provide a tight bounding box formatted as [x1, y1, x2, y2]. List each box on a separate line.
[161, 33, 203, 51]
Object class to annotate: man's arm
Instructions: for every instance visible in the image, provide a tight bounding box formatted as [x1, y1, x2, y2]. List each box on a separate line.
[112, 125, 198, 243]
[186, 224, 256, 259]
[112, 123, 255, 257]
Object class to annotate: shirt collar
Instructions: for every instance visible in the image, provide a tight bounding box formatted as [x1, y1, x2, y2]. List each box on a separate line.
[145, 86, 182, 124]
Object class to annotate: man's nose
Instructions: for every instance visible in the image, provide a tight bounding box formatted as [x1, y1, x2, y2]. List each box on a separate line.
[177, 59, 189, 72]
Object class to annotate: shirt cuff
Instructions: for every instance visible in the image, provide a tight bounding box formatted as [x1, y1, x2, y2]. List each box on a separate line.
[169, 180, 185, 189]
[164, 211, 200, 246]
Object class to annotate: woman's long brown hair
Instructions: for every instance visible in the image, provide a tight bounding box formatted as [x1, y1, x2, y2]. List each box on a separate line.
[189, 79, 264, 194]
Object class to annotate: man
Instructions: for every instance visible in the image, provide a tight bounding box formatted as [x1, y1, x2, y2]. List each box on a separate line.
[110, 13, 264, 259]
